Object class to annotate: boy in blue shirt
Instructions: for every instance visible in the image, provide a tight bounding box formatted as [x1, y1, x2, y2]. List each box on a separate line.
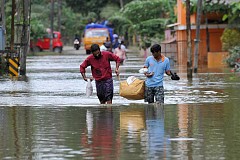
[143, 44, 179, 104]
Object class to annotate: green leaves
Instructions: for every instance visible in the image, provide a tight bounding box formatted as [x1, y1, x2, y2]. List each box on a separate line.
[221, 29, 240, 51]
[134, 18, 169, 38]
[226, 46, 240, 67]
[221, 29, 240, 67]
[122, 0, 167, 24]
[109, 0, 176, 41]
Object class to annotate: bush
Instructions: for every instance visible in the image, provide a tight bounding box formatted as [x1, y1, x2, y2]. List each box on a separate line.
[221, 28, 240, 51]
[226, 46, 240, 67]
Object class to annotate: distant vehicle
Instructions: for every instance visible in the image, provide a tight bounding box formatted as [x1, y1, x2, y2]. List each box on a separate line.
[31, 31, 63, 53]
[73, 38, 81, 50]
[83, 24, 113, 54]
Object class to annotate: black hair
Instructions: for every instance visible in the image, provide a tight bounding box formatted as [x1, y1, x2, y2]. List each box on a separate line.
[150, 44, 161, 53]
[91, 44, 100, 52]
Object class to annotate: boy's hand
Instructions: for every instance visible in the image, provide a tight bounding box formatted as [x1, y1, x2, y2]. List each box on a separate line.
[145, 72, 154, 77]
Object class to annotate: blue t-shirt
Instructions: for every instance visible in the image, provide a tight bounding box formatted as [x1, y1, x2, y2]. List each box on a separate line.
[144, 56, 170, 87]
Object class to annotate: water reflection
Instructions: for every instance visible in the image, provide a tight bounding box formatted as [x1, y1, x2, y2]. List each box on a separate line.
[119, 105, 167, 159]
[1, 103, 240, 159]
[145, 104, 166, 159]
[81, 108, 120, 159]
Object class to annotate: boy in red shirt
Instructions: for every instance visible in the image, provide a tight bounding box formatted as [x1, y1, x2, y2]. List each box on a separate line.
[80, 44, 121, 104]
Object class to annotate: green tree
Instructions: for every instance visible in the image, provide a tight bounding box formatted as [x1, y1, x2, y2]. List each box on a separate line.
[222, 1, 240, 24]
[226, 46, 240, 67]
[65, 0, 133, 16]
[221, 28, 240, 51]
[122, 0, 170, 23]
[29, 1, 85, 44]
[109, 0, 175, 45]
[100, 3, 120, 19]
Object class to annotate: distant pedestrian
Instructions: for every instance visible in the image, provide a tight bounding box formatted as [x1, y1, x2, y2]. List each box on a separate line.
[120, 40, 126, 52]
[80, 44, 121, 104]
[104, 37, 112, 52]
[112, 34, 120, 50]
[114, 44, 126, 64]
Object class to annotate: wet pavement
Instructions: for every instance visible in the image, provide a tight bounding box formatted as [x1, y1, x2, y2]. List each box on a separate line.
[0, 46, 240, 159]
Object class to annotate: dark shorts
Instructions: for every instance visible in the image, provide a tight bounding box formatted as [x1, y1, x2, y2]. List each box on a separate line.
[95, 78, 113, 103]
[144, 86, 164, 104]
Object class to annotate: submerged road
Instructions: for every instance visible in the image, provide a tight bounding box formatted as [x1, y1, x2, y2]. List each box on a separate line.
[0, 46, 237, 106]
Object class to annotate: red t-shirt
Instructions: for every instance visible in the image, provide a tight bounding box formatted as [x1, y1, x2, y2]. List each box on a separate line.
[80, 51, 121, 81]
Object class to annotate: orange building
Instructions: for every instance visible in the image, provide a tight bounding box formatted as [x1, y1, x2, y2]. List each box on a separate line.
[170, 0, 228, 67]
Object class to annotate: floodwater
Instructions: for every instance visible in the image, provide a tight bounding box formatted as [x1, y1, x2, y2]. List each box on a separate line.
[0, 46, 240, 159]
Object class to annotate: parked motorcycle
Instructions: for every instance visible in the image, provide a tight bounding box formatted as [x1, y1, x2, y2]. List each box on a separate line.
[74, 39, 80, 50]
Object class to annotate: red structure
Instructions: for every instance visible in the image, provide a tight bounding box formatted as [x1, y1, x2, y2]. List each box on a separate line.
[165, 0, 228, 67]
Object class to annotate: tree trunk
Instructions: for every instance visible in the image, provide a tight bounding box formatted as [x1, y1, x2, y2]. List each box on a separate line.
[205, 14, 210, 52]
[186, 0, 192, 79]
[50, 0, 54, 51]
[58, 0, 61, 32]
[119, 0, 123, 9]
[193, 0, 202, 73]
[19, 0, 30, 76]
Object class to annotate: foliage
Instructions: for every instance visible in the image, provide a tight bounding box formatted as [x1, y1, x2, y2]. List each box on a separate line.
[30, 4, 49, 40]
[226, 46, 240, 67]
[182, 0, 240, 24]
[4, 1, 12, 44]
[222, 1, 240, 24]
[109, 0, 176, 44]
[134, 18, 169, 38]
[108, 14, 133, 36]
[122, 0, 170, 24]
[202, 1, 229, 14]
[29, 1, 85, 44]
[100, 3, 120, 19]
[182, 0, 229, 14]
[60, 6, 85, 40]
[221, 28, 240, 51]
[65, 0, 133, 16]
[66, 0, 108, 16]
[221, 28, 240, 67]
[85, 12, 98, 24]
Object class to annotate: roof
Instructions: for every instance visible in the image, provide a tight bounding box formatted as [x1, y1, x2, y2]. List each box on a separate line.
[166, 23, 180, 28]
[161, 37, 176, 44]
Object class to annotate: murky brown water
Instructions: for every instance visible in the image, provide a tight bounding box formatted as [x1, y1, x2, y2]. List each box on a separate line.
[0, 47, 240, 159]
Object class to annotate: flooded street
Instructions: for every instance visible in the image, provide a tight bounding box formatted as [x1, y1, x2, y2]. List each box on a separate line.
[0, 46, 240, 159]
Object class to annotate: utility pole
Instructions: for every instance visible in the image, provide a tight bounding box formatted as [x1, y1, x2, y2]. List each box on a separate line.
[0, 0, 5, 75]
[10, 0, 16, 51]
[0, 0, 5, 50]
[50, 0, 54, 51]
[193, 0, 202, 73]
[0, 0, 4, 27]
[186, 0, 192, 79]
[19, 0, 30, 76]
